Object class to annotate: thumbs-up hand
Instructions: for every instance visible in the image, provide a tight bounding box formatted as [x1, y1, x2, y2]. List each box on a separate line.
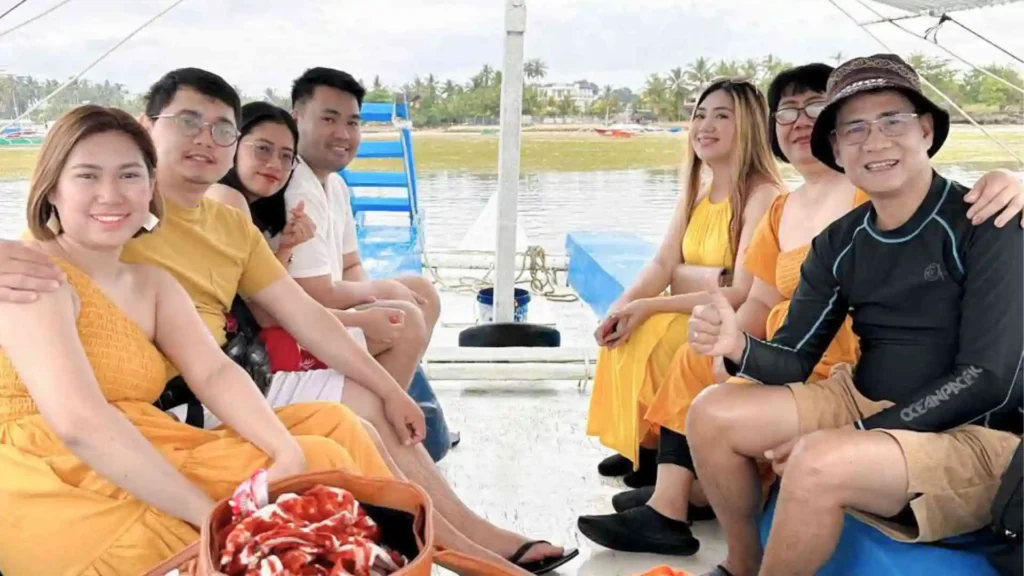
[689, 291, 743, 360]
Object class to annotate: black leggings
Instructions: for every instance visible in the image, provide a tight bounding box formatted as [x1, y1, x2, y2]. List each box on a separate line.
[657, 426, 696, 476]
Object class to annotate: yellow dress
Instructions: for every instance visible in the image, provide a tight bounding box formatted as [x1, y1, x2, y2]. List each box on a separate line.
[0, 262, 392, 576]
[586, 195, 732, 466]
[644, 191, 869, 435]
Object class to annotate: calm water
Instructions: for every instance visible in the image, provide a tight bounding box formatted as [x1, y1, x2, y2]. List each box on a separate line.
[0, 166, 1003, 246]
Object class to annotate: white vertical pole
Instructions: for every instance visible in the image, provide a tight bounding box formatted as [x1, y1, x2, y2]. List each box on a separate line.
[494, 0, 526, 323]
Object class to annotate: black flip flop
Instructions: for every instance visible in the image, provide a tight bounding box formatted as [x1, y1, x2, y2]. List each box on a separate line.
[507, 540, 579, 575]
[702, 565, 735, 576]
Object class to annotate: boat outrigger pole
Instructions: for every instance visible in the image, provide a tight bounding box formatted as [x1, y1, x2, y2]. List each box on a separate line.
[494, 0, 527, 323]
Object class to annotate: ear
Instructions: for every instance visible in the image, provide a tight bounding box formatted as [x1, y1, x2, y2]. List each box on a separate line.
[918, 113, 935, 149]
[138, 113, 155, 132]
[830, 135, 844, 169]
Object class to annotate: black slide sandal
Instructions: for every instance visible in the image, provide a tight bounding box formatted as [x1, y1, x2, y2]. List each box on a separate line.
[507, 541, 579, 575]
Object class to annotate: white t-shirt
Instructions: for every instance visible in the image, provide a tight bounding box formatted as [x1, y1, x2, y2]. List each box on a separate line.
[280, 159, 359, 282]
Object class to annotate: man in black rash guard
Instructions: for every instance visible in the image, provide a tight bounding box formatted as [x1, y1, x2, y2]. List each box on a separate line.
[684, 54, 1023, 576]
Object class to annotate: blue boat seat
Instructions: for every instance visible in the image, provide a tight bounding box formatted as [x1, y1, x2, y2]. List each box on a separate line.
[566, 231, 656, 318]
[760, 488, 998, 576]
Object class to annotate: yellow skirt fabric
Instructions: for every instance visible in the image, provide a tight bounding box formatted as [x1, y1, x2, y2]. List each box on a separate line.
[0, 401, 391, 576]
[585, 312, 690, 466]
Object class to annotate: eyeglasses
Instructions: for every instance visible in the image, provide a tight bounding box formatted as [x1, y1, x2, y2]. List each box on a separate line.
[774, 102, 826, 125]
[150, 111, 239, 147]
[241, 141, 298, 169]
[833, 113, 919, 146]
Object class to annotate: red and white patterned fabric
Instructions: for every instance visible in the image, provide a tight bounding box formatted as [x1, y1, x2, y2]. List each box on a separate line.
[219, 482, 407, 576]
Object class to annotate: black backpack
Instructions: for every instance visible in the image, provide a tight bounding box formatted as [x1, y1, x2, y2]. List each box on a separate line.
[154, 296, 271, 427]
[987, 438, 1023, 576]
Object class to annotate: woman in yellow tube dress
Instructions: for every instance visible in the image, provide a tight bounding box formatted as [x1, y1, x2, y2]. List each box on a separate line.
[585, 77, 783, 487]
[0, 106, 392, 576]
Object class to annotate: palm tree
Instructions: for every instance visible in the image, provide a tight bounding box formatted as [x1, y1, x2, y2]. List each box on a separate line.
[480, 65, 495, 87]
[524, 58, 548, 82]
[760, 54, 791, 91]
[685, 57, 715, 92]
[741, 58, 761, 83]
[442, 80, 459, 100]
[714, 59, 742, 79]
[667, 67, 688, 121]
[642, 73, 670, 119]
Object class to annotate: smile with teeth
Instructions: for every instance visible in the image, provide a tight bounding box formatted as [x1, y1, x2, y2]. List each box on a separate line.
[186, 153, 214, 163]
[866, 160, 899, 171]
[92, 214, 128, 223]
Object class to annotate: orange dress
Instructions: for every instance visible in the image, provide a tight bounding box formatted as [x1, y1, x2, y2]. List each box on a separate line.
[644, 190, 868, 434]
[0, 261, 391, 576]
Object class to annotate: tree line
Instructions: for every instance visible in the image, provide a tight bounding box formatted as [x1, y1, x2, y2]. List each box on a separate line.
[1, 54, 1020, 127]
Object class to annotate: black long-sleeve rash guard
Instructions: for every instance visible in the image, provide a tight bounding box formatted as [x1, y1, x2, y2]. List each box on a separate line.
[726, 172, 1023, 435]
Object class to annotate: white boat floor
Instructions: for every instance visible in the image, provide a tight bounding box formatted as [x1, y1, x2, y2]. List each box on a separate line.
[430, 380, 725, 575]
[418, 269, 725, 574]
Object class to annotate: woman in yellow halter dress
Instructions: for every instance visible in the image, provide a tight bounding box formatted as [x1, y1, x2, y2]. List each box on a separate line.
[0, 106, 391, 576]
[585, 78, 783, 484]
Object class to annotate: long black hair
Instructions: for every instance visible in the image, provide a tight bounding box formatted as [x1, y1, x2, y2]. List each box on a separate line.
[766, 63, 833, 163]
[219, 101, 299, 237]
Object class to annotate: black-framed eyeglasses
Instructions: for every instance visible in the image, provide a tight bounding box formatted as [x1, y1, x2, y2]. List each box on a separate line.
[774, 102, 826, 125]
[150, 111, 239, 147]
[241, 140, 298, 169]
[832, 113, 920, 146]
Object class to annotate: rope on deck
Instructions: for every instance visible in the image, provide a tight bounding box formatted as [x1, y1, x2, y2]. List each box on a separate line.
[422, 245, 579, 303]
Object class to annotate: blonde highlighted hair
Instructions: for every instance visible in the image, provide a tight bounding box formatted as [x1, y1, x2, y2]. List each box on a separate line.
[680, 78, 782, 259]
[26, 104, 162, 240]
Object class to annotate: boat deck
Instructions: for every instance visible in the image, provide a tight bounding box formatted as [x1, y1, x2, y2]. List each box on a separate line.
[420, 266, 725, 575]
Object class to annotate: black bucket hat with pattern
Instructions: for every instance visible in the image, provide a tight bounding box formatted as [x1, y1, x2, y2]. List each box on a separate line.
[810, 53, 950, 173]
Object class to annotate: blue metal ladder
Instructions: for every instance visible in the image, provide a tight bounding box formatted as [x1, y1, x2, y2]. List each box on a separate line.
[341, 101, 420, 224]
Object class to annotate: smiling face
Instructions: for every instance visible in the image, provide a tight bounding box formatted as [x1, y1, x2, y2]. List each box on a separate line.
[294, 86, 362, 173]
[49, 131, 154, 249]
[775, 86, 826, 169]
[691, 89, 736, 164]
[832, 90, 933, 196]
[145, 87, 238, 189]
[236, 120, 297, 198]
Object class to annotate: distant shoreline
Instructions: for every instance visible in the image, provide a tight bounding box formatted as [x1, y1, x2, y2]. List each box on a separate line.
[2, 127, 1021, 181]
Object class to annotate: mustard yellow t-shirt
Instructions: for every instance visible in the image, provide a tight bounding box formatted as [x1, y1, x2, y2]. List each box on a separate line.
[121, 197, 286, 350]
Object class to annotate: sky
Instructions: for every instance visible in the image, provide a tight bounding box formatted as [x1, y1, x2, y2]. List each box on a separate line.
[1, 0, 1022, 96]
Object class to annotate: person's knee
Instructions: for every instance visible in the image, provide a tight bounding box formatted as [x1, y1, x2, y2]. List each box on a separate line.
[389, 300, 428, 349]
[781, 430, 848, 499]
[398, 276, 441, 322]
[401, 276, 439, 306]
[687, 383, 735, 444]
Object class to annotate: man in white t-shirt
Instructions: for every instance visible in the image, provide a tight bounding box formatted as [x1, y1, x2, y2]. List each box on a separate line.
[283, 67, 441, 392]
